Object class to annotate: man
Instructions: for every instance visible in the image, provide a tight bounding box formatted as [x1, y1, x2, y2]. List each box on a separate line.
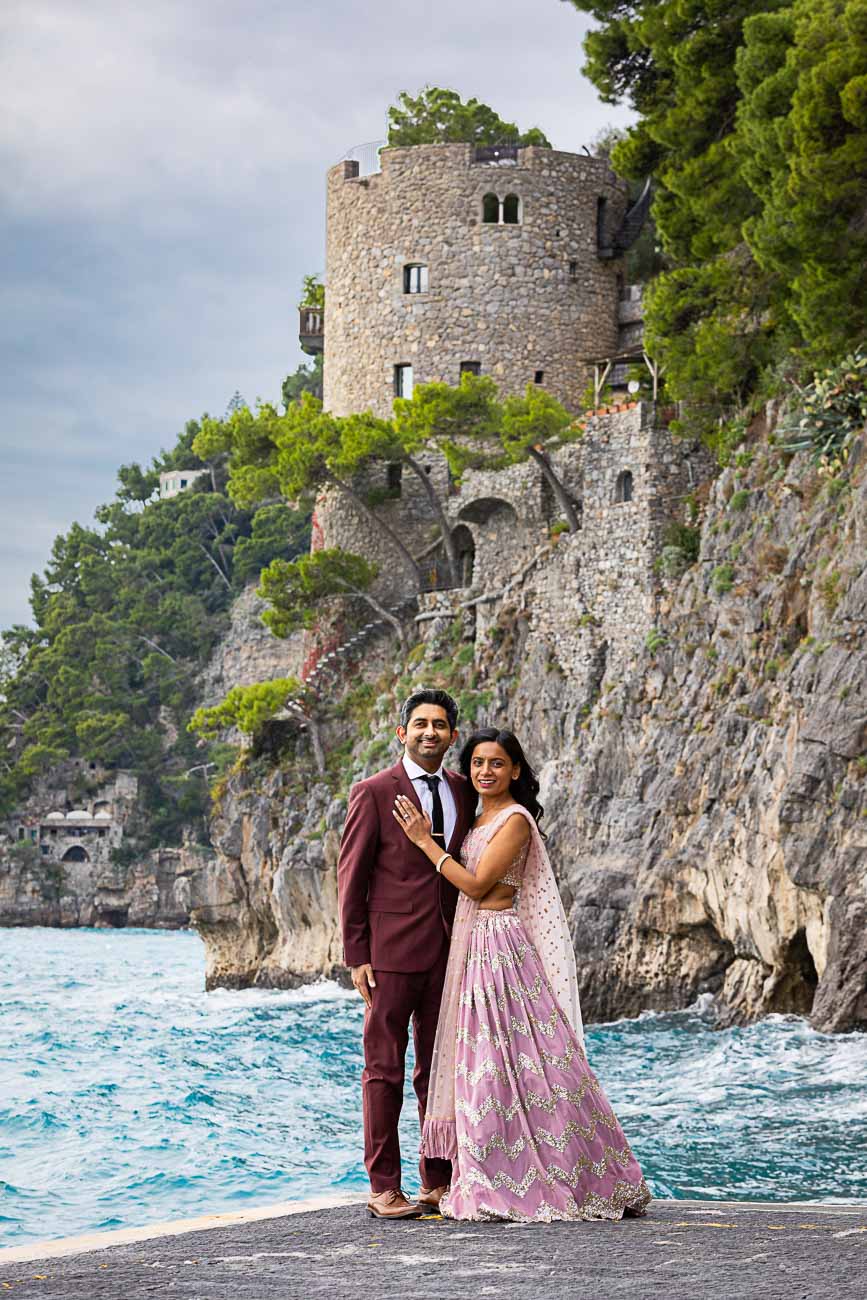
[337, 687, 475, 1219]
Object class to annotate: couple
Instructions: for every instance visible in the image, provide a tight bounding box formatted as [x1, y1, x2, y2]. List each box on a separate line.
[337, 687, 651, 1223]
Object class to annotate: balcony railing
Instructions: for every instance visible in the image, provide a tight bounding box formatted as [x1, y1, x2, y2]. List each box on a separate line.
[299, 306, 324, 355]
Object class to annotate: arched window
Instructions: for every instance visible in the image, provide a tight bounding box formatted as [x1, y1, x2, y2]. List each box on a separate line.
[403, 263, 428, 294]
[615, 470, 634, 503]
[482, 193, 500, 224]
[503, 194, 521, 224]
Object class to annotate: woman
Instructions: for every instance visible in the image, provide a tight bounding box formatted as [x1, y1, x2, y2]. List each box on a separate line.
[392, 727, 651, 1223]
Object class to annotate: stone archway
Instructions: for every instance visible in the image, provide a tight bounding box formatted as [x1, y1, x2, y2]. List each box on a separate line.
[456, 497, 522, 590]
[62, 845, 90, 863]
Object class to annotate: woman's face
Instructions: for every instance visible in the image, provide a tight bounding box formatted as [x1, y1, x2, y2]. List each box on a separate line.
[469, 741, 519, 797]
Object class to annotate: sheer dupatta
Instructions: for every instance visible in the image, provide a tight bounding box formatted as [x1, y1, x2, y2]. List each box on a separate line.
[421, 804, 584, 1161]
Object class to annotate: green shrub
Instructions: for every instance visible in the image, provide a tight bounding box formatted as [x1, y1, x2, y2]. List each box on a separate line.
[781, 352, 867, 465]
[729, 489, 750, 512]
[711, 564, 735, 596]
[659, 546, 689, 578]
[645, 627, 668, 654]
[663, 521, 701, 564]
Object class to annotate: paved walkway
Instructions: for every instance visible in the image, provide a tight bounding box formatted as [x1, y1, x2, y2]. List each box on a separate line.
[1, 1199, 865, 1300]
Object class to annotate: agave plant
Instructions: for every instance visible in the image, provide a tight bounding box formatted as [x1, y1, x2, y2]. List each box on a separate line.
[781, 352, 867, 465]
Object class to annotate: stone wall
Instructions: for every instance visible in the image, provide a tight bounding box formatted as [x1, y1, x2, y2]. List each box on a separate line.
[535, 404, 715, 677]
[310, 453, 452, 608]
[316, 404, 711, 679]
[324, 144, 627, 418]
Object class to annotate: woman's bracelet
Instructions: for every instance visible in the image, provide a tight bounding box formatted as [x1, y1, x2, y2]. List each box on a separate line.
[435, 851, 453, 874]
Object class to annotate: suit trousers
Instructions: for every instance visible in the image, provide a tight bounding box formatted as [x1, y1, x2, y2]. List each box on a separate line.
[362, 942, 452, 1194]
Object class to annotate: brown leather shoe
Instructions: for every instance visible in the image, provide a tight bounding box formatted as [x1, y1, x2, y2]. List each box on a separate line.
[367, 1188, 423, 1219]
[416, 1184, 449, 1209]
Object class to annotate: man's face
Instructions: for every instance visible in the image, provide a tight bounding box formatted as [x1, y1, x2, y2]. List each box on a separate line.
[396, 704, 457, 768]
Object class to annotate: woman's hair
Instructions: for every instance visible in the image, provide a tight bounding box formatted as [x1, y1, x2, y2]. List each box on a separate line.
[458, 728, 545, 827]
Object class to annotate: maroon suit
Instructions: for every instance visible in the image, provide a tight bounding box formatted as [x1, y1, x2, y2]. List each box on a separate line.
[338, 759, 475, 1193]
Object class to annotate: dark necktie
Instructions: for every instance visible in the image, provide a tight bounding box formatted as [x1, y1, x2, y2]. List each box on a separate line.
[421, 775, 445, 848]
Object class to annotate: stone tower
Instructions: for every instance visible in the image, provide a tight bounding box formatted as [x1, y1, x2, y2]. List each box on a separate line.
[323, 143, 629, 418]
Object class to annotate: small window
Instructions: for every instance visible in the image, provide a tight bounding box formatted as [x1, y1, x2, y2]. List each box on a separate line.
[394, 364, 413, 399]
[615, 470, 634, 503]
[403, 264, 428, 294]
[503, 194, 521, 224]
[41, 845, 50, 855]
[180, 478, 188, 488]
[387, 463, 403, 495]
[482, 193, 500, 224]
[460, 361, 481, 377]
[569, 260, 578, 280]
[534, 370, 545, 385]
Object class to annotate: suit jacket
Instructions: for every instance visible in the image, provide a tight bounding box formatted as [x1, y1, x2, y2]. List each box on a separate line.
[337, 760, 475, 973]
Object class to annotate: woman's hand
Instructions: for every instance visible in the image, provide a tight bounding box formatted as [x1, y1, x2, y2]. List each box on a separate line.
[392, 794, 433, 846]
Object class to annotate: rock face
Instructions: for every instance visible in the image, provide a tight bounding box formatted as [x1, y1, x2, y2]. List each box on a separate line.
[0, 844, 203, 929]
[190, 769, 345, 989]
[198, 581, 304, 709]
[193, 413, 866, 1033]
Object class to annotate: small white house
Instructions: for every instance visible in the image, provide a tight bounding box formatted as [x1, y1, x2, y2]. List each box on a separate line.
[158, 468, 208, 500]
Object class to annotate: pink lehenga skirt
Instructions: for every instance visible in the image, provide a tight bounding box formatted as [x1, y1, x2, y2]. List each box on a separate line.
[440, 909, 652, 1223]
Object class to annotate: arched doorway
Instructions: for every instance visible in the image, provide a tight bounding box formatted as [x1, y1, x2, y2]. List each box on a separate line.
[457, 497, 522, 588]
[452, 525, 475, 588]
[62, 845, 90, 863]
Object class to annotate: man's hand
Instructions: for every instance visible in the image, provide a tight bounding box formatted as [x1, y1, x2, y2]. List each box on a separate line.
[351, 963, 377, 1008]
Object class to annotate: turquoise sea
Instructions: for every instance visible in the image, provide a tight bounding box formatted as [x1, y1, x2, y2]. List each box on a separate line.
[2, 927, 866, 1247]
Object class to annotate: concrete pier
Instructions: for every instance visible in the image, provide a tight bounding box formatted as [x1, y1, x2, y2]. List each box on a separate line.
[1, 1198, 865, 1299]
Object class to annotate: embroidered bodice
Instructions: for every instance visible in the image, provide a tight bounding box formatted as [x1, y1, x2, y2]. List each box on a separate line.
[460, 821, 530, 888]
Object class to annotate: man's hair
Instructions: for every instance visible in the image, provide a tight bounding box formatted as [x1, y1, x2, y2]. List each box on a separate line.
[399, 688, 459, 732]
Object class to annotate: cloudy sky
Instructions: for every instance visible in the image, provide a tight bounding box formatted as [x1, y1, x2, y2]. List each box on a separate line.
[0, 0, 633, 629]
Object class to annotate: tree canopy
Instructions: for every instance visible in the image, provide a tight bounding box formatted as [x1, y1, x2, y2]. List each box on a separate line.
[386, 87, 550, 147]
[565, 0, 867, 436]
[0, 422, 308, 832]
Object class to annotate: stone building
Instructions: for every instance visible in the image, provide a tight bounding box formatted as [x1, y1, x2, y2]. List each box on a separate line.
[300, 139, 709, 680]
[322, 143, 631, 418]
[159, 468, 208, 500]
[10, 767, 138, 871]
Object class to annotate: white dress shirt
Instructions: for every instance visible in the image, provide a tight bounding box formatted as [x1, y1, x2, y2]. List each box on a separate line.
[402, 753, 458, 848]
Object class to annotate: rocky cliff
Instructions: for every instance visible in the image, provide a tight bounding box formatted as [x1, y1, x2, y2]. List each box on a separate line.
[189, 411, 866, 1031]
[0, 844, 203, 929]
